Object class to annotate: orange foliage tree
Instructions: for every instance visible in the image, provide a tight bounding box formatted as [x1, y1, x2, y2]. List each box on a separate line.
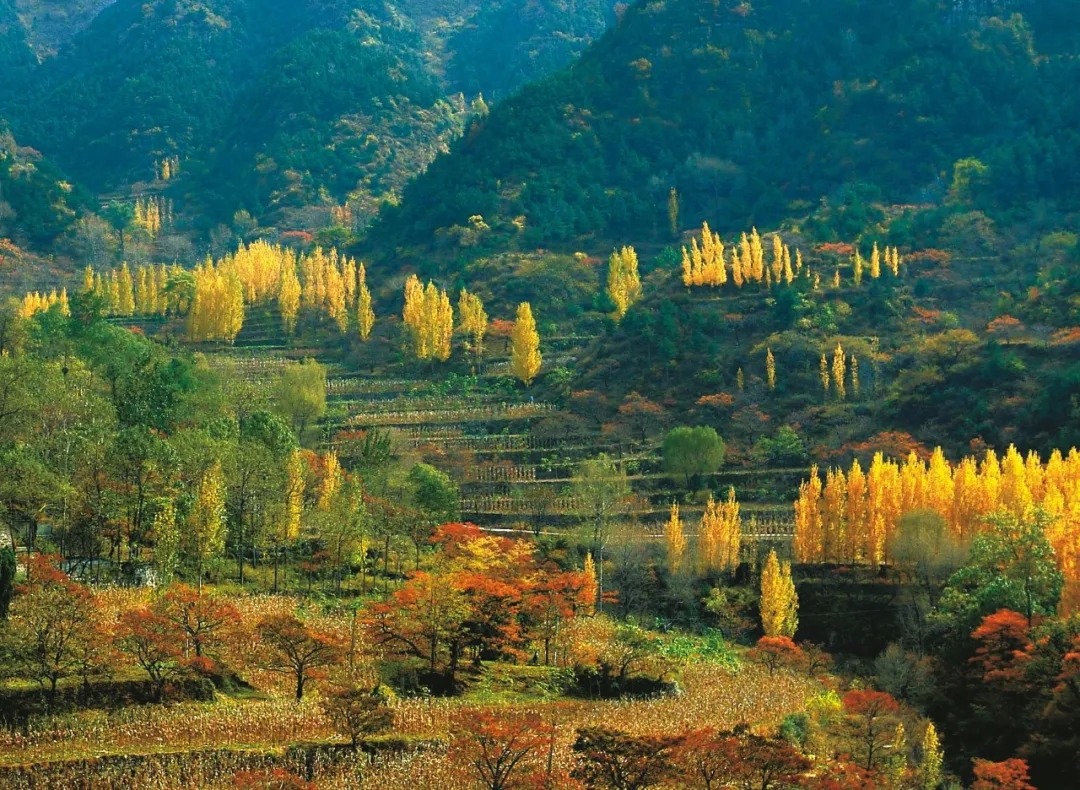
[255, 614, 344, 700]
[971, 758, 1037, 790]
[453, 710, 556, 790]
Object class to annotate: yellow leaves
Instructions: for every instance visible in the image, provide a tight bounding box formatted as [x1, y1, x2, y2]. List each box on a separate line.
[766, 348, 776, 391]
[116, 263, 136, 316]
[284, 449, 305, 541]
[664, 503, 686, 574]
[582, 552, 598, 615]
[357, 263, 375, 341]
[189, 460, 227, 567]
[700, 487, 742, 575]
[760, 549, 798, 638]
[511, 302, 542, 386]
[607, 245, 643, 319]
[318, 451, 343, 511]
[681, 223, 726, 288]
[832, 343, 847, 401]
[794, 466, 824, 564]
[279, 256, 302, 335]
[795, 443, 1080, 581]
[187, 259, 245, 343]
[457, 288, 487, 357]
[402, 275, 453, 362]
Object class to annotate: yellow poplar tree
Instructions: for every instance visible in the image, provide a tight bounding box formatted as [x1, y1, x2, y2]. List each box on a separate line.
[189, 461, 226, 591]
[664, 503, 687, 575]
[357, 264, 375, 341]
[458, 288, 488, 363]
[794, 466, 824, 563]
[760, 549, 798, 637]
[766, 348, 776, 391]
[853, 250, 864, 286]
[582, 553, 598, 615]
[325, 260, 348, 332]
[607, 246, 642, 319]
[820, 354, 830, 399]
[870, 242, 882, 279]
[285, 449, 305, 541]
[511, 302, 542, 385]
[117, 264, 136, 316]
[832, 343, 847, 401]
[82, 265, 95, 294]
[919, 723, 943, 790]
[279, 259, 302, 334]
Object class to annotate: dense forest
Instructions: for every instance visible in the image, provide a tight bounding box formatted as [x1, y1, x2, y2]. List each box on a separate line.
[1, 0, 1080, 788]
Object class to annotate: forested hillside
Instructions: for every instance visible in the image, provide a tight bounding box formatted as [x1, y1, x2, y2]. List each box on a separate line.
[369, 0, 1080, 257]
[0, 0, 613, 233]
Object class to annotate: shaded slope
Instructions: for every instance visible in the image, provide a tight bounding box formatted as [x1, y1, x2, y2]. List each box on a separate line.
[368, 0, 1080, 262]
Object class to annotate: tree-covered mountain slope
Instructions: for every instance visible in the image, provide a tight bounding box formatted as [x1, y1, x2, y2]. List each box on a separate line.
[367, 0, 1080, 263]
[0, 0, 613, 229]
[10, 0, 117, 58]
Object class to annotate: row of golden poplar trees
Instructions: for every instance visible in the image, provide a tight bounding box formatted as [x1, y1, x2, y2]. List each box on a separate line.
[60, 241, 544, 383]
[680, 222, 903, 290]
[793, 445, 1080, 612]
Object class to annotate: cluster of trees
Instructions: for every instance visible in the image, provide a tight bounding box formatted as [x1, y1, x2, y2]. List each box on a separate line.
[17, 288, 70, 320]
[662, 487, 742, 577]
[0, 556, 353, 704]
[793, 445, 1080, 610]
[82, 262, 187, 318]
[451, 696, 952, 790]
[681, 224, 804, 289]
[366, 522, 596, 683]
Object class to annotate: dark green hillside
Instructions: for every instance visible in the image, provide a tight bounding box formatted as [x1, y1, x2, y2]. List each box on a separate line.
[445, 0, 613, 100]
[0, 126, 86, 250]
[213, 16, 463, 227]
[368, 0, 1080, 261]
[0, 0, 370, 190]
[0, 0, 34, 72]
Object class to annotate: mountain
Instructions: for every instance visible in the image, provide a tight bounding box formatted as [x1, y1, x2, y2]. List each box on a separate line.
[0, 0, 614, 231]
[444, 0, 614, 101]
[368, 0, 1080, 263]
[0, 0, 34, 72]
[10, 0, 117, 58]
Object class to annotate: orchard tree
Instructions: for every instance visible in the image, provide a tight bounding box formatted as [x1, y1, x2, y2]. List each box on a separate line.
[256, 614, 344, 700]
[6, 556, 101, 701]
[938, 508, 1063, 628]
[573, 454, 630, 612]
[321, 685, 394, 750]
[571, 727, 681, 790]
[114, 608, 185, 700]
[273, 360, 327, 440]
[152, 584, 239, 659]
[454, 710, 554, 790]
[842, 690, 901, 770]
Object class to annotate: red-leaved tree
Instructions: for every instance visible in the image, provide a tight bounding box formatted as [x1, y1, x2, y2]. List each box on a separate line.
[971, 758, 1037, 790]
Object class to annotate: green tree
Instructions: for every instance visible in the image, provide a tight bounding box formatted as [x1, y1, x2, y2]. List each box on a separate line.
[273, 359, 327, 441]
[409, 463, 460, 525]
[936, 508, 1064, 629]
[662, 426, 725, 489]
[573, 454, 630, 613]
